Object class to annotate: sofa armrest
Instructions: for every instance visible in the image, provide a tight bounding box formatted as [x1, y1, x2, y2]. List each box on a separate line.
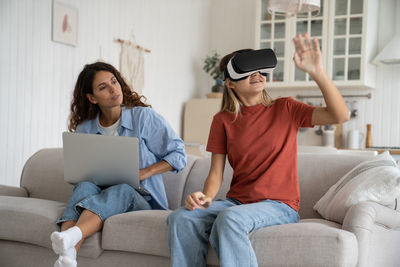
[342, 202, 400, 267]
[0, 185, 28, 197]
[343, 201, 400, 231]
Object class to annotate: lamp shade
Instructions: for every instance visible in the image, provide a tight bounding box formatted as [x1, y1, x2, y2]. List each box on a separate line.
[268, 0, 320, 17]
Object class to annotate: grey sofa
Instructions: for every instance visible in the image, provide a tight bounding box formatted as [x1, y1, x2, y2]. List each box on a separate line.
[1, 148, 400, 267]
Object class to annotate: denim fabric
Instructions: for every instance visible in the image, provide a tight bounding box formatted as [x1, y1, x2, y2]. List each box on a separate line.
[76, 106, 187, 210]
[167, 198, 300, 267]
[57, 181, 151, 226]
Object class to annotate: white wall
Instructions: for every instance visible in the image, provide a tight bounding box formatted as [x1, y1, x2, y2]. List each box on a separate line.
[0, 0, 212, 186]
[209, 0, 258, 56]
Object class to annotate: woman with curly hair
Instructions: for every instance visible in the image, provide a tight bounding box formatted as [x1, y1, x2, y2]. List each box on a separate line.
[50, 62, 186, 267]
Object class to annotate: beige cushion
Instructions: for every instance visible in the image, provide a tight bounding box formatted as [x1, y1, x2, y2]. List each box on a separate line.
[250, 220, 358, 267]
[0, 239, 174, 267]
[297, 153, 374, 219]
[101, 210, 221, 265]
[102, 210, 171, 257]
[314, 152, 400, 223]
[0, 196, 102, 258]
[101, 209, 357, 267]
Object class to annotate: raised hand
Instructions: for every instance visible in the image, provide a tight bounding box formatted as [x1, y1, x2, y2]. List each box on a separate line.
[292, 33, 324, 77]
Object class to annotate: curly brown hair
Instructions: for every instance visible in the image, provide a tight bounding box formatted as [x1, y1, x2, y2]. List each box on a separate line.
[68, 62, 150, 131]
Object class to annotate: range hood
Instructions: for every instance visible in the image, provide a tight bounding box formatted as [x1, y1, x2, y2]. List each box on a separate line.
[373, 0, 400, 65]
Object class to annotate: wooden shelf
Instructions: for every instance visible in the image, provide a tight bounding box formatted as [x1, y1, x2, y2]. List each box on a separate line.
[206, 92, 223, 98]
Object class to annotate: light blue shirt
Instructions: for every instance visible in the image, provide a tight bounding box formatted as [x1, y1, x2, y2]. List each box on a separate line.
[76, 106, 187, 210]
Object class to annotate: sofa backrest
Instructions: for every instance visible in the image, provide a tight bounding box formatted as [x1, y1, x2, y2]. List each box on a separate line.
[180, 153, 374, 219]
[21, 148, 73, 203]
[181, 156, 233, 205]
[20, 149, 374, 219]
[162, 155, 198, 210]
[20, 148, 197, 206]
[20, 148, 201, 208]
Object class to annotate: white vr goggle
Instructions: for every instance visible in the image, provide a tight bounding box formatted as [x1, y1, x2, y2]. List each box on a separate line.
[222, 48, 277, 81]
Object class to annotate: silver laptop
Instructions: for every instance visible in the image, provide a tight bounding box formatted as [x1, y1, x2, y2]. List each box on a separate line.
[62, 132, 142, 190]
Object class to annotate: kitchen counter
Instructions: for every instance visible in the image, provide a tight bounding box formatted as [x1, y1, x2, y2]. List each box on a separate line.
[365, 147, 400, 163]
[366, 146, 400, 154]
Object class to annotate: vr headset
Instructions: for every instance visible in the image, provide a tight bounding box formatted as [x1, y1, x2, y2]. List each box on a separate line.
[222, 48, 277, 81]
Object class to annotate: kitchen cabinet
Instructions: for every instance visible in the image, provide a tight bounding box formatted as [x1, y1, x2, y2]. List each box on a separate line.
[255, 0, 379, 90]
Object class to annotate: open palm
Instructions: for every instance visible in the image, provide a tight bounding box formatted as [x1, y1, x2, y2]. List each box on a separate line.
[292, 33, 324, 76]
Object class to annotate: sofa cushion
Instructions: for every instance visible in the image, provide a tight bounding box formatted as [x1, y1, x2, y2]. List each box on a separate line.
[0, 196, 102, 258]
[297, 153, 374, 219]
[102, 210, 171, 257]
[102, 209, 219, 266]
[102, 209, 356, 267]
[299, 218, 342, 228]
[314, 152, 400, 223]
[250, 220, 358, 267]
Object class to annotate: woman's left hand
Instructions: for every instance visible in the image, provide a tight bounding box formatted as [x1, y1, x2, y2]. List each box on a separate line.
[292, 33, 324, 77]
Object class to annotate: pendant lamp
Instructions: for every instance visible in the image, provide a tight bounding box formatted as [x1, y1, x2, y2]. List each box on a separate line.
[268, 0, 321, 17]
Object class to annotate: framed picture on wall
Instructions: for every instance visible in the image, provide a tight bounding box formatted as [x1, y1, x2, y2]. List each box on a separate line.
[52, 1, 78, 46]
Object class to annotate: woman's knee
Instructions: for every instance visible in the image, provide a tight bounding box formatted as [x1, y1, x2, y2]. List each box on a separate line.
[111, 183, 135, 196]
[113, 183, 134, 191]
[74, 181, 100, 193]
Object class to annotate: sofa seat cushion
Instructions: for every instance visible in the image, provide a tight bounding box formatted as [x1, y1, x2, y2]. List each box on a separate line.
[102, 210, 357, 266]
[0, 196, 103, 258]
[102, 210, 171, 257]
[249, 220, 358, 267]
[299, 218, 343, 228]
[102, 209, 219, 265]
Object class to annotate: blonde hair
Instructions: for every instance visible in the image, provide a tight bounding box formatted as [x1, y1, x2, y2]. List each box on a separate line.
[219, 50, 274, 119]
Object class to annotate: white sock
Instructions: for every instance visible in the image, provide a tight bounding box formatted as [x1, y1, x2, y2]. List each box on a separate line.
[54, 255, 77, 267]
[62, 247, 77, 259]
[51, 226, 82, 254]
[54, 247, 77, 267]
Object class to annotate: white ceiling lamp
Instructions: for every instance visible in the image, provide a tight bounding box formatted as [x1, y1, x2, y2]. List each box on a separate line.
[268, 0, 321, 17]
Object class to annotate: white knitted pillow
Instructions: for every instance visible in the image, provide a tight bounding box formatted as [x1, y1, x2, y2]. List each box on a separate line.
[314, 151, 400, 223]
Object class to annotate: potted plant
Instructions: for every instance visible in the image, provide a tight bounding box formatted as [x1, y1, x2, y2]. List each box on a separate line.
[203, 51, 224, 93]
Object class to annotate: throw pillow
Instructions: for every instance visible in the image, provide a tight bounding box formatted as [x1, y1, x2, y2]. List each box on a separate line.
[313, 151, 400, 223]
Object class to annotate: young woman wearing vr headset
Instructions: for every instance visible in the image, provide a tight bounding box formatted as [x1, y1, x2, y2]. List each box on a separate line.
[167, 33, 350, 267]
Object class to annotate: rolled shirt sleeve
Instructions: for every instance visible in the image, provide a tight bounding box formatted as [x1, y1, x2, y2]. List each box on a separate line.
[139, 108, 187, 173]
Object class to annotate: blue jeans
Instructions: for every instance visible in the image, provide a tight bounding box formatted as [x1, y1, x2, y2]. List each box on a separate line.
[166, 198, 299, 267]
[57, 181, 151, 226]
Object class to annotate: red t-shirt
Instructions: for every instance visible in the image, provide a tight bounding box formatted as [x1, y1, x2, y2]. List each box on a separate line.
[206, 97, 315, 211]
